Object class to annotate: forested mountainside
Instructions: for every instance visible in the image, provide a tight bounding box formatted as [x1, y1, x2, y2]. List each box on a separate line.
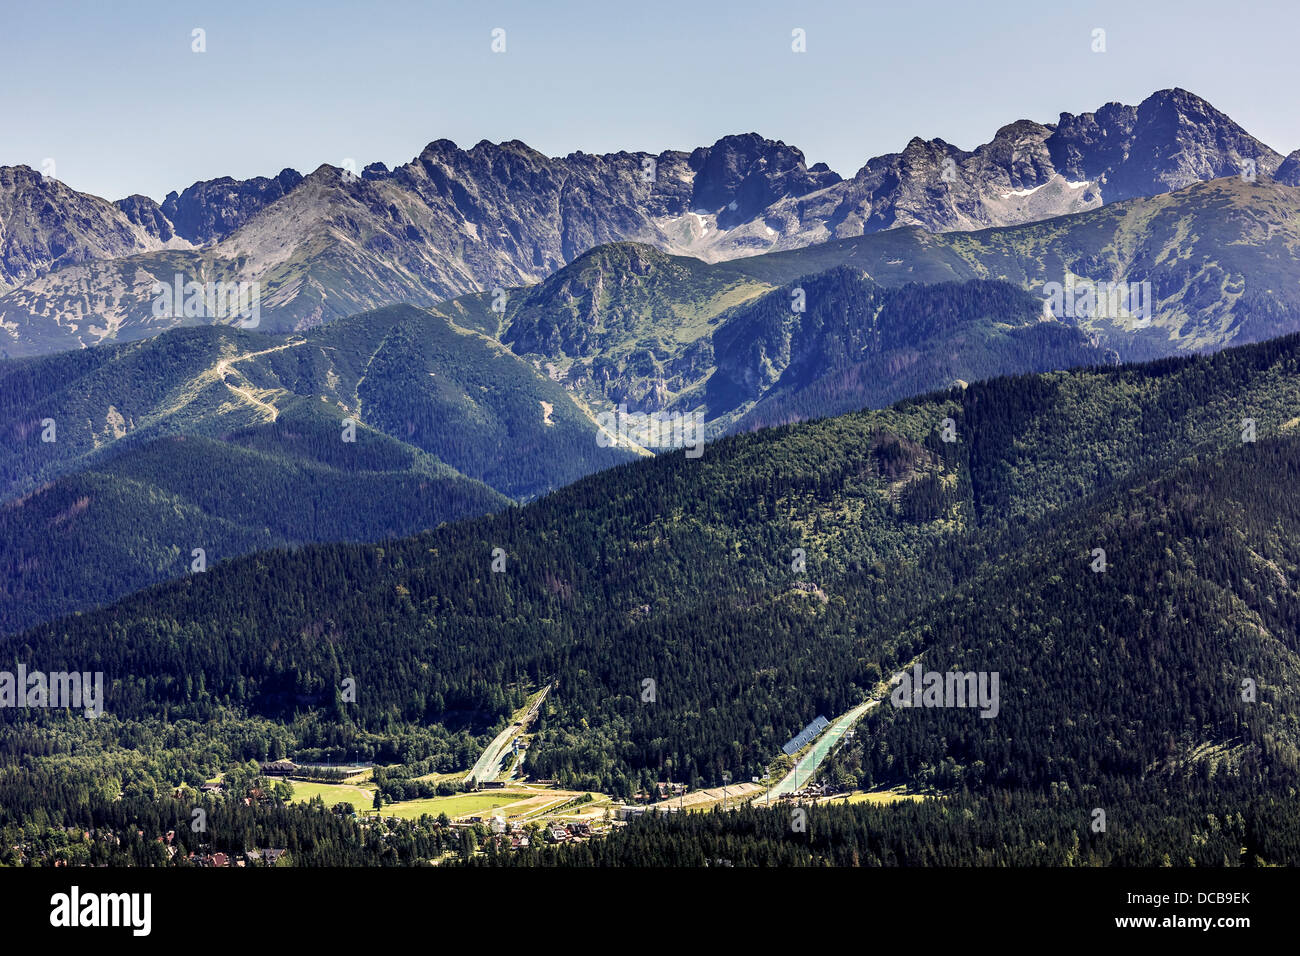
[12, 172, 1295, 641]
[483, 243, 1111, 431]
[0, 304, 635, 633]
[0, 303, 629, 502]
[710, 270, 1109, 431]
[4, 335, 1300, 870]
[0, 409, 508, 635]
[0, 239, 1125, 636]
[479, 434, 1300, 865]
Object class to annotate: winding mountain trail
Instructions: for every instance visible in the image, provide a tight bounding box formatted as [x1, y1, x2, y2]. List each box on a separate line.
[211, 340, 303, 422]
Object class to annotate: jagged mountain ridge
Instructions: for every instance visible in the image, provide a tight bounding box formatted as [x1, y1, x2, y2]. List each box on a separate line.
[0, 166, 187, 293]
[0, 89, 1284, 356]
[485, 176, 1300, 430]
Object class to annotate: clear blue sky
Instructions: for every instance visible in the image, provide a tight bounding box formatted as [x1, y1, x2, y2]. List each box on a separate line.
[4, 0, 1296, 201]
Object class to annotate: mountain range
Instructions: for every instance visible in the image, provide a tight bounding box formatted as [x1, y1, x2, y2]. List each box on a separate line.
[6, 98, 1300, 630]
[440, 172, 1300, 429]
[2, 88, 1292, 357]
[5, 83, 1300, 868]
[1, 265, 1104, 632]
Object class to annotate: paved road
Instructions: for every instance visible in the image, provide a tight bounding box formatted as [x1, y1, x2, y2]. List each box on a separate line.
[763, 697, 879, 802]
[465, 685, 551, 785]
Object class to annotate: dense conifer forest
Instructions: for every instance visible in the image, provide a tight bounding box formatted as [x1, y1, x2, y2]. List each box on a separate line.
[4, 333, 1300, 863]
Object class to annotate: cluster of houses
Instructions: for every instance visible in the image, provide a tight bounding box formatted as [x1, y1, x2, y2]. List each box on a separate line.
[544, 821, 592, 844]
[156, 829, 287, 866]
[460, 816, 595, 850]
[781, 780, 838, 801]
[64, 826, 122, 846]
[19, 826, 289, 867]
[12, 826, 123, 865]
[181, 848, 288, 867]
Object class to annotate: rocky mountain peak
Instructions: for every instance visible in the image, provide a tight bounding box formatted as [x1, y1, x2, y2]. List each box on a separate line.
[1048, 88, 1280, 200]
[689, 133, 841, 227]
[0, 164, 179, 290]
[1275, 150, 1300, 185]
[3, 88, 1292, 353]
[160, 168, 304, 245]
[115, 195, 174, 242]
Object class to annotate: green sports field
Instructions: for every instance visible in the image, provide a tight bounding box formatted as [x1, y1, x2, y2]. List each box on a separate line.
[286, 780, 376, 813]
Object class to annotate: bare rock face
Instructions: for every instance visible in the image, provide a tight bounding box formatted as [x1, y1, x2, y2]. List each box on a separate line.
[115, 195, 174, 242]
[0, 88, 1288, 354]
[0, 166, 182, 291]
[759, 89, 1281, 250]
[687, 133, 841, 227]
[1275, 150, 1300, 186]
[1048, 88, 1280, 200]
[160, 168, 304, 244]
